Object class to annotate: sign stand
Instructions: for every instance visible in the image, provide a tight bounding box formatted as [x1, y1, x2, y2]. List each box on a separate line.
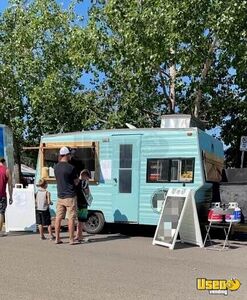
[152, 188, 203, 250]
[203, 221, 233, 251]
[5, 184, 36, 233]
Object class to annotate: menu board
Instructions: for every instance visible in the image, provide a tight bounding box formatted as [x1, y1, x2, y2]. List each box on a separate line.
[153, 188, 203, 249]
[153, 195, 186, 246]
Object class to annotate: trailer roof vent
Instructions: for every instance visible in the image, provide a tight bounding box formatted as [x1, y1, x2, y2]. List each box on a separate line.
[160, 114, 205, 130]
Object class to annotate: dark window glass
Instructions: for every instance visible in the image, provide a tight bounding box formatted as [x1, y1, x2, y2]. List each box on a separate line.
[119, 170, 132, 193]
[44, 149, 59, 169]
[147, 159, 169, 182]
[71, 148, 96, 172]
[120, 145, 132, 168]
[147, 158, 194, 183]
[171, 160, 179, 181]
[160, 160, 169, 181]
[180, 159, 194, 181]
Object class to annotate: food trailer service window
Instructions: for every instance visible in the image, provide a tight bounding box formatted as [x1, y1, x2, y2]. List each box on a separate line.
[146, 158, 195, 183]
[40, 141, 99, 182]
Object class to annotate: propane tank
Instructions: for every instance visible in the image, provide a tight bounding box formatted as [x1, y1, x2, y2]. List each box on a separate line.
[225, 202, 241, 223]
[234, 204, 241, 223]
[208, 202, 223, 223]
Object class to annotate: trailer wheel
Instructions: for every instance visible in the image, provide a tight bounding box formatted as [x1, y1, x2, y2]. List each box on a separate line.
[85, 211, 105, 234]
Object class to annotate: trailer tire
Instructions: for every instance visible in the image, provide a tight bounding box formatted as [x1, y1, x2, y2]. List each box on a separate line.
[85, 211, 105, 234]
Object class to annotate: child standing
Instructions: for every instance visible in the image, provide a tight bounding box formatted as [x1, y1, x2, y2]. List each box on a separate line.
[75, 169, 91, 243]
[36, 178, 55, 240]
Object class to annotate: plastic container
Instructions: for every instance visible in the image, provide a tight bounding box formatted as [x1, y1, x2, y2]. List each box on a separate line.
[208, 202, 223, 223]
[49, 167, 54, 177]
[41, 167, 48, 178]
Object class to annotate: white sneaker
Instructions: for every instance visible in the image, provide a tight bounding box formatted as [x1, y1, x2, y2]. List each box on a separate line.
[0, 231, 7, 237]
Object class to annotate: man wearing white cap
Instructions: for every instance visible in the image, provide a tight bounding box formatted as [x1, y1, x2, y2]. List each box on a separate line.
[54, 147, 78, 245]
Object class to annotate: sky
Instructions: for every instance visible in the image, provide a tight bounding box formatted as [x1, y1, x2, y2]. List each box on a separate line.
[0, 0, 8, 12]
[0, 0, 90, 17]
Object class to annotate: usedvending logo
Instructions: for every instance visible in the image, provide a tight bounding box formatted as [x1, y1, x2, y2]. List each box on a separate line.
[197, 278, 241, 296]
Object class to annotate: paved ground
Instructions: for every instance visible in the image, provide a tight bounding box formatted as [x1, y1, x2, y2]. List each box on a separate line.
[0, 225, 246, 300]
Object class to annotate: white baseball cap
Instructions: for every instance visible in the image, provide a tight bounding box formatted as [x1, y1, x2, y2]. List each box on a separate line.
[59, 146, 71, 156]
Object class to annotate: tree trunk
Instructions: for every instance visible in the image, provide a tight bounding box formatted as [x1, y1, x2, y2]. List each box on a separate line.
[169, 63, 176, 113]
[13, 136, 21, 184]
[194, 37, 217, 118]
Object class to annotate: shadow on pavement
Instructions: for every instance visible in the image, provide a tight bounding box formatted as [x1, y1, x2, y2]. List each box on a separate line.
[4, 231, 37, 237]
[86, 234, 130, 243]
[103, 223, 156, 238]
[58, 233, 130, 243]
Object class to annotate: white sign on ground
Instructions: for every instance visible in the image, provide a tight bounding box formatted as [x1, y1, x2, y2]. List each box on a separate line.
[5, 184, 36, 232]
[152, 188, 203, 250]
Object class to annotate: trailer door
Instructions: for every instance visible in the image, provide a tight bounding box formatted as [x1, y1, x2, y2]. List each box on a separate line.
[112, 135, 141, 223]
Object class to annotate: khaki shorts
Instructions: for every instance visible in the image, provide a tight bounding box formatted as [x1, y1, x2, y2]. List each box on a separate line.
[56, 196, 77, 220]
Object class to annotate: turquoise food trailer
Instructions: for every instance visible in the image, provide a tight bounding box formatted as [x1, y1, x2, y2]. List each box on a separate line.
[36, 115, 224, 233]
[0, 124, 14, 171]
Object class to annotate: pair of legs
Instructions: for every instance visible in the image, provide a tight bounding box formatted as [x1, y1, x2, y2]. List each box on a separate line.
[55, 197, 76, 245]
[75, 221, 85, 241]
[38, 224, 54, 240]
[36, 209, 54, 240]
[75, 207, 88, 242]
[55, 217, 75, 244]
[0, 213, 4, 233]
[0, 197, 7, 233]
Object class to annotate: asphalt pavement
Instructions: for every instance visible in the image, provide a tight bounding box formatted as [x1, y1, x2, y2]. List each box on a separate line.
[0, 225, 246, 300]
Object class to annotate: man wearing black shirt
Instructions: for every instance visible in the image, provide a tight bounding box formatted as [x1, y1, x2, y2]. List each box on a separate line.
[54, 147, 78, 245]
[70, 149, 85, 177]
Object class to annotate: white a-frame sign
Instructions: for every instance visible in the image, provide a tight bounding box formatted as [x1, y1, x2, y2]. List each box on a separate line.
[152, 188, 203, 250]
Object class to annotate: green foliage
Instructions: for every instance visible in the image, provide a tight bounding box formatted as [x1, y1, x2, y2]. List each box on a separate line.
[82, 0, 247, 165]
[0, 0, 93, 157]
[0, 0, 247, 167]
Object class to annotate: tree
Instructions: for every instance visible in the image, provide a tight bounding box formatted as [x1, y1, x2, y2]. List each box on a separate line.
[0, 0, 95, 167]
[80, 0, 247, 166]
[1, 0, 247, 168]
[77, 0, 220, 126]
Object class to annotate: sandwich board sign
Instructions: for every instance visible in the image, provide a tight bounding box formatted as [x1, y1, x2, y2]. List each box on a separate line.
[5, 184, 36, 232]
[152, 188, 203, 250]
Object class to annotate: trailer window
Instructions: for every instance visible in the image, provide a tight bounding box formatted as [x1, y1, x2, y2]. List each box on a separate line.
[119, 144, 133, 193]
[147, 158, 194, 183]
[147, 159, 169, 182]
[43, 149, 58, 171]
[41, 142, 99, 182]
[181, 159, 194, 181]
[120, 145, 132, 168]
